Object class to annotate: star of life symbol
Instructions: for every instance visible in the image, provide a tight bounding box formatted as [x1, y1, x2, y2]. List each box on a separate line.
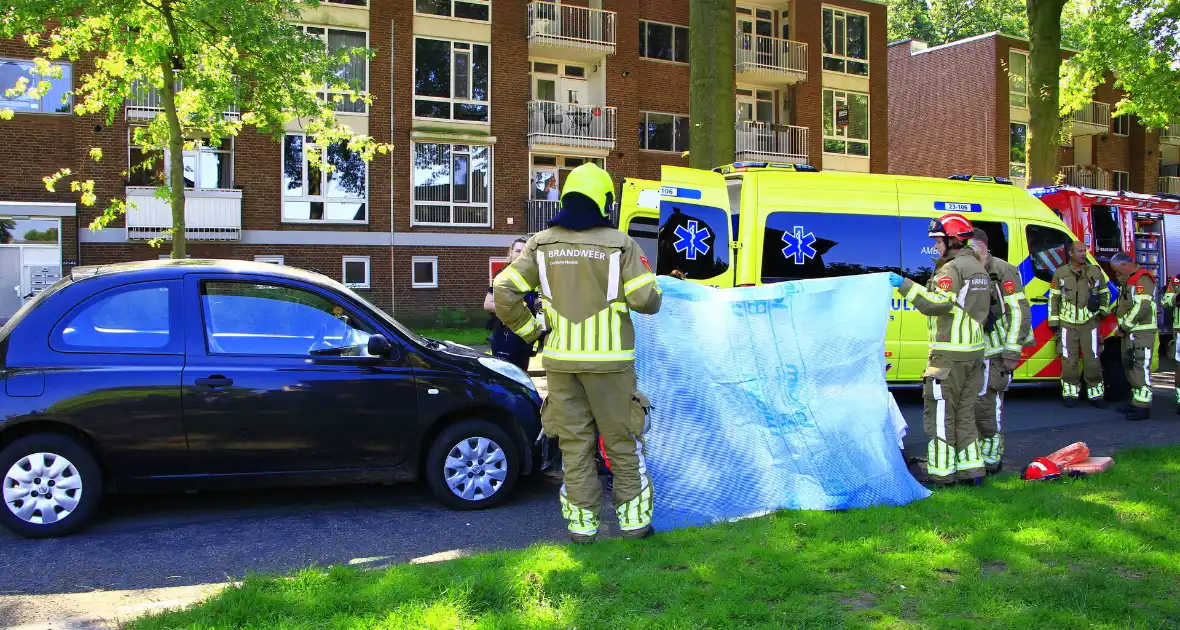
[673, 220, 712, 260]
[781, 226, 817, 264]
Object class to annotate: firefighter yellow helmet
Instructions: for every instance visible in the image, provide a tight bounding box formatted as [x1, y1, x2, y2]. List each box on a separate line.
[560, 163, 615, 217]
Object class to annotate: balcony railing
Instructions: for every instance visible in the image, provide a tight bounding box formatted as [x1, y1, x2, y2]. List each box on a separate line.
[1161, 122, 1180, 147]
[125, 187, 242, 241]
[126, 80, 241, 121]
[527, 199, 617, 234]
[1069, 101, 1111, 137]
[527, 102, 617, 150]
[1160, 177, 1180, 195]
[1061, 166, 1110, 190]
[734, 33, 808, 84]
[735, 122, 808, 164]
[527, 2, 616, 57]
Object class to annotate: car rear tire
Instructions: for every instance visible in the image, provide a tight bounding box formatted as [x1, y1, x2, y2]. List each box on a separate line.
[0, 433, 102, 539]
[425, 420, 520, 511]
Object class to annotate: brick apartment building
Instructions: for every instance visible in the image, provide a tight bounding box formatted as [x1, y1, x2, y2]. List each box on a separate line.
[887, 32, 1180, 195]
[0, 0, 889, 324]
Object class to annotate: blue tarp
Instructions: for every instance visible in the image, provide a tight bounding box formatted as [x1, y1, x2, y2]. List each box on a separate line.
[633, 273, 930, 532]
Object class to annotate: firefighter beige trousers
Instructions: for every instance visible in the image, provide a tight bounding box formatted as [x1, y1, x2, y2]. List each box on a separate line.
[1059, 321, 1104, 401]
[1122, 333, 1155, 409]
[974, 358, 1011, 474]
[544, 368, 652, 536]
[923, 356, 985, 484]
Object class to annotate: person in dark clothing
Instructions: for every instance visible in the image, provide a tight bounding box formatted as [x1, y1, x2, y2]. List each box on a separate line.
[485, 237, 538, 372]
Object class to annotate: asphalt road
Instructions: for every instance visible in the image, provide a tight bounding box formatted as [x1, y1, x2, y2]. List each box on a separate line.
[3, 377, 1180, 628]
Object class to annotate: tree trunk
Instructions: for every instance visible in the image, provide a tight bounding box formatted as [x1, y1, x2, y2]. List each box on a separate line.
[689, 0, 735, 171]
[159, 0, 187, 258]
[1026, 0, 1067, 187]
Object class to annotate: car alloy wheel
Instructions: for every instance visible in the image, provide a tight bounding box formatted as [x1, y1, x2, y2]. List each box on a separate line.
[443, 436, 508, 502]
[4, 452, 84, 525]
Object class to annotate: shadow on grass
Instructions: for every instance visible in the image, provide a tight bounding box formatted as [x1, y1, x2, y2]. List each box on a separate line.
[132, 447, 1180, 630]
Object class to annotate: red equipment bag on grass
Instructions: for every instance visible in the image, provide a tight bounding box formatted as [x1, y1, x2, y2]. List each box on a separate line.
[1045, 442, 1090, 468]
[1063, 457, 1114, 474]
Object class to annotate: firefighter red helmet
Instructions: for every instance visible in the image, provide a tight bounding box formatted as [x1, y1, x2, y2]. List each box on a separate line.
[1021, 457, 1063, 481]
[928, 213, 975, 240]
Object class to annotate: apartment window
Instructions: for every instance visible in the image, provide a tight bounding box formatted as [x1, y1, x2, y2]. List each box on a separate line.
[1113, 114, 1131, 136]
[414, 38, 490, 123]
[342, 256, 371, 289]
[412, 143, 492, 226]
[822, 89, 869, 156]
[127, 128, 232, 190]
[297, 26, 369, 113]
[0, 59, 72, 114]
[639, 21, 689, 63]
[1009, 49, 1029, 108]
[1010, 122, 1028, 179]
[639, 112, 690, 152]
[415, 0, 489, 21]
[326, 0, 367, 6]
[254, 255, 285, 265]
[282, 134, 368, 223]
[1113, 171, 1130, 192]
[822, 7, 868, 76]
[532, 155, 605, 200]
[412, 256, 439, 289]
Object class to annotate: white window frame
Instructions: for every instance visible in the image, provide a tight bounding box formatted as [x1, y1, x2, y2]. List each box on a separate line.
[281, 133, 370, 225]
[639, 111, 690, 153]
[325, 0, 369, 8]
[411, 142, 493, 227]
[0, 58, 72, 114]
[413, 0, 490, 22]
[412, 256, 440, 289]
[1113, 113, 1131, 136]
[413, 37, 492, 124]
[822, 89, 870, 156]
[342, 256, 371, 289]
[639, 20, 690, 64]
[1113, 170, 1130, 192]
[254, 255, 285, 265]
[1009, 49, 1029, 109]
[295, 25, 370, 115]
[127, 127, 234, 191]
[821, 6, 869, 77]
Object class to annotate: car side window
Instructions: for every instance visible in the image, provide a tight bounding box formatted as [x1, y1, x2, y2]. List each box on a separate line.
[201, 282, 375, 357]
[1026, 224, 1072, 283]
[761, 212, 901, 283]
[52, 282, 180, 354]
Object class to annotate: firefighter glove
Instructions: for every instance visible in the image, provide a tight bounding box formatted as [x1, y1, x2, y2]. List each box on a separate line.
[1088, 292, 1101, 313]
[887, 272, 904, 288]
[984, 310, 997, 334]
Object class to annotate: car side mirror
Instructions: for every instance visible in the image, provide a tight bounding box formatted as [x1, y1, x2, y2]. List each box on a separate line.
[367, 334, 393, 357]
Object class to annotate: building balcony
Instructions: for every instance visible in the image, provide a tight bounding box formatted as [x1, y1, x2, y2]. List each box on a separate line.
[735, 122, 808, 164]
[527, 199, 617, 234]
[1161, 122, 1180, 147]
[125, 81, 241, 122]
[1061, 165, 1110, 190]
[527, 2, 616, 62]
[1160, 176, 1180, 195]
[1069, 101, 1111, 137]
[527, 102, 616, 151]
[125, 187, 242, 241]
[734, 33, 808, 86]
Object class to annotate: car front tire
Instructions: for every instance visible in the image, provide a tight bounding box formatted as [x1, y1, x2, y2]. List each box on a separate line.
[425, 420, 520, 511]
[0, 433, 102, 539]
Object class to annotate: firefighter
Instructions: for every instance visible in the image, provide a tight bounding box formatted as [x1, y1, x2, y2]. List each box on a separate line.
[1048, 241, 1110, 408]
[889, 214, 991, 486]
[493, 163, 662, 543]
[1110, 252, 1156, 421]
[969, 229, 1031, 475]
[1162, 275, 1180, 413]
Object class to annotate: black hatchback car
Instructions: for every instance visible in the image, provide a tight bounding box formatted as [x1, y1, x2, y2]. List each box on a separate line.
[0, 260, 544, 538]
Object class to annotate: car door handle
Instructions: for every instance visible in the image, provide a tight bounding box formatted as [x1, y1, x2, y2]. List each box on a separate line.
[1031, 297, 1048, 304]
[195, 376, 233, 389]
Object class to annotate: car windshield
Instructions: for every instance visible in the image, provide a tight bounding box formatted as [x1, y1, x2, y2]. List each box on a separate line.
[0, 275, 72, 342]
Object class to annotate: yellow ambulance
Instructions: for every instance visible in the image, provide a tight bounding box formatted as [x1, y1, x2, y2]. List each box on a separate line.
[618, 162, 1123, 384]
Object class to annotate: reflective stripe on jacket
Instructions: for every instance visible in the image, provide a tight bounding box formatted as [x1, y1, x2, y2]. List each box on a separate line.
[1116, 268, 1157, 335]
[899, 247, 991, 360]
[983, 257, 1033, 358]
[1049, 263, 1110, 326]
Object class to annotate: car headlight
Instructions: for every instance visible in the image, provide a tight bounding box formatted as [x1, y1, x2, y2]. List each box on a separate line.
[479, 357, 536, 391]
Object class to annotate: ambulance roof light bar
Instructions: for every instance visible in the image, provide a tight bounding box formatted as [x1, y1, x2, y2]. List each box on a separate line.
[715, 162, 820, 174]
[948, 174, 1014, 185]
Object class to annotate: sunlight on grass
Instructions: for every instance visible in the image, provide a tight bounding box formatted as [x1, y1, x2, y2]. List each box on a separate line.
[133, 446, 1180, 630]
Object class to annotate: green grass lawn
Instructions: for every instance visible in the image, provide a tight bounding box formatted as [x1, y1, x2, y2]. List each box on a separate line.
[134, 447, 1180, 629]
[414, 327, 489, 347]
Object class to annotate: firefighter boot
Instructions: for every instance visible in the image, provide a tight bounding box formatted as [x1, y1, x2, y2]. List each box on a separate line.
[1126, 408, 1151, 422]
